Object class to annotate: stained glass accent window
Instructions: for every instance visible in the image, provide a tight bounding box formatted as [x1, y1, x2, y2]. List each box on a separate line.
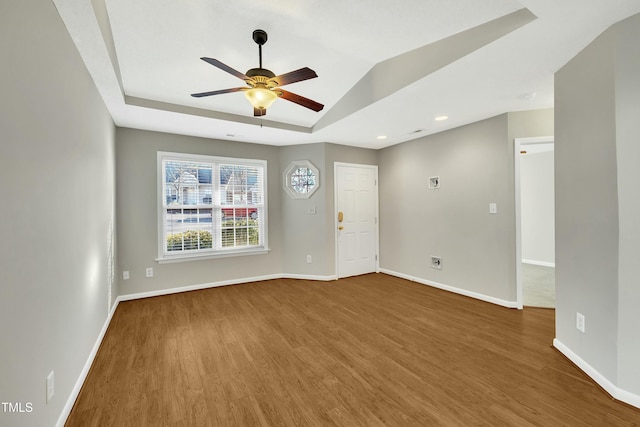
[284, 160, 319, 199]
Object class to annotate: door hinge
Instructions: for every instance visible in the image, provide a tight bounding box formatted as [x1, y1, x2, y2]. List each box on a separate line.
[375, 254, 378, 261]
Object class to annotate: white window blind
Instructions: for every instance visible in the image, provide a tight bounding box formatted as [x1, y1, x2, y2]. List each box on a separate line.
[158, 152, 267, 261]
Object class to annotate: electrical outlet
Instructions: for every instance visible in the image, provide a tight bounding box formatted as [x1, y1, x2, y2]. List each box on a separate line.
[145, 267, 153, 278]
[431, 256, 442, 270]
[123, 271, 129, 280]
[46, 371, 54, 403]
[576, 312, 585, 333]
[306, 255, 312, 264]
[429, 176, 440, 189]
[489, 203, 497, 214]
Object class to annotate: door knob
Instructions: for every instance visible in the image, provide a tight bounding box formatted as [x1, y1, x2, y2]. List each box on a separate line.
[338, 225, 344, 230]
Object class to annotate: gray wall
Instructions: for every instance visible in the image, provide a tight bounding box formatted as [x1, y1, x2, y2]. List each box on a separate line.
[0, 1, 116, 426]
[507, 109, 554, 141]
[279, 143, 330, 276]
[379, 115, 512, 301]
[521, 150, 555, 264]
[378, 110, 552, 304]
[555, 19, 620, 385]
[555, 12, 640, 397]
[278, 143, 378, 277]
[116, 132, 379, 291]
[116, 128, 284, 294]
[614, 13, 640, 397]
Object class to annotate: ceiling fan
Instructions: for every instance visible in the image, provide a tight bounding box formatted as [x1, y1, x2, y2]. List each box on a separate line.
[191, 29, 324, 117]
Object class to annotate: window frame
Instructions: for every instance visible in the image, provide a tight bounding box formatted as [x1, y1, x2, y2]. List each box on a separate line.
[283, 160, 320, 199]
[156, 151, 269, 263]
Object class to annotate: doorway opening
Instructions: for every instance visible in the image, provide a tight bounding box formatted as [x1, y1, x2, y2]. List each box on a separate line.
[515, 137, 555, 309]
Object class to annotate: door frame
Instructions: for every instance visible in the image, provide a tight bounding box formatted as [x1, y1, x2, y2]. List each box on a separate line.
[514, 136, 554, 309]
[334, 162, 380, 278]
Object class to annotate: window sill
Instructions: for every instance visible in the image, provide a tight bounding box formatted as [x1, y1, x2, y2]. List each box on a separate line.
[156, 247, 270, 264]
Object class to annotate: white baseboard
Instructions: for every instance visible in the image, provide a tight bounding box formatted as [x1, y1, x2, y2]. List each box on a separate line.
[553, 338, 640, 409]
[522, 259, 556, 268]
[280, 273, 337, 281]
[56, 298, 120, 427]
[118, 273, 337, 302]
[380, 269, 518, 308]
[118, 273, 282, 301]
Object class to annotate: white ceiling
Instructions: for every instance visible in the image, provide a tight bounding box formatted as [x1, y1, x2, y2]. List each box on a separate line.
[53, 0, 640, 149]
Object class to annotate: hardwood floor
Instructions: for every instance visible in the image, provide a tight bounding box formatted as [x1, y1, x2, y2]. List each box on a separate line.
[66, 274, 640, 426]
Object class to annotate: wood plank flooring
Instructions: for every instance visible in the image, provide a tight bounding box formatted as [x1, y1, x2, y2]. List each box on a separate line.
[66, 273, 640, 426]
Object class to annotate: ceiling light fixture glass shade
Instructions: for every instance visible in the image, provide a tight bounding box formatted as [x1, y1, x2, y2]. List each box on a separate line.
[244, 87, 278, 110]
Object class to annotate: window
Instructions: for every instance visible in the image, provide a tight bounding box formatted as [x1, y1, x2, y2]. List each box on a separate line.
[283, 160, 319, 199]
[158, 152, 268, 262]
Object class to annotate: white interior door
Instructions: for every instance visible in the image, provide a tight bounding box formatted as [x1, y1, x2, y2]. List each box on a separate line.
[335, 163, 378, 278]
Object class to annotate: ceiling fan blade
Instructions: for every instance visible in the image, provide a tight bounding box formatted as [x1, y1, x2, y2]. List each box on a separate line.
[191, 87, 244, 98]
[269, 67, 318, 87]
[279, 90, 324, 112]
[254, 108, 266, 117]
[200, 57, 248, 80]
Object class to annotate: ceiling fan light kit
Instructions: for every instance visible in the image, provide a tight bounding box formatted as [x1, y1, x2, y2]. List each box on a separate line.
[245, 87, 279, 110]
[191, 29, 323, 117]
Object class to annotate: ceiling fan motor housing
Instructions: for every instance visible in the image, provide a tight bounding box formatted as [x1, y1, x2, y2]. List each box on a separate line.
[246, 68, 276, 80]
[252, 29, 268, 46]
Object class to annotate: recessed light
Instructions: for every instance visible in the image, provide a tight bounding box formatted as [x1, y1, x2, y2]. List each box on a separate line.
[377, 135, 387, 140]
[434, 115, 448, 121]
